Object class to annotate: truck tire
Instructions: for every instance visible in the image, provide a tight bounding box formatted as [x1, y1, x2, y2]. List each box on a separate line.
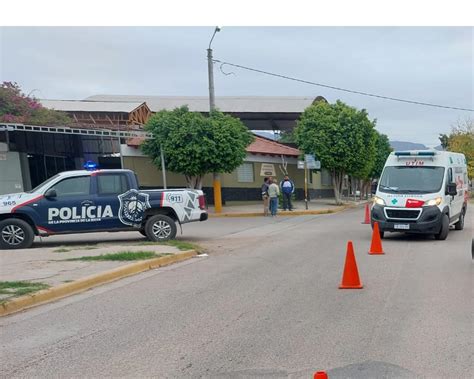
[434, 214, 449, 240]
[0, 218, 35, 249]
[454, 210, 464, 231]
[144, 215, 177, 242]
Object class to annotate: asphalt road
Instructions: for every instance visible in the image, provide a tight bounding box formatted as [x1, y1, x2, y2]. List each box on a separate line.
[1, 207, 473, 378]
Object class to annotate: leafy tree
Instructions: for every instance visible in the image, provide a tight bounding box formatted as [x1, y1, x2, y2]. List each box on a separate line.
[278, 130, 295, 143]
[370, 131, 392, 179]
[439, 133, 450, 150]
[294, 100, 377, 204]
[448, 118, 474, 178]
[354, 130, 391, 199]
[142, 106, 254, 189]
[0, 81, 71, 125]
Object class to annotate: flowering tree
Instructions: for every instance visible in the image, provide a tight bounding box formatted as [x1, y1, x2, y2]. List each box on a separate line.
[0, 82, 71, 125]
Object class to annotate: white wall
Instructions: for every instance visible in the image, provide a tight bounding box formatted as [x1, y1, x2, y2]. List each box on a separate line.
[0, 151, 24, 195]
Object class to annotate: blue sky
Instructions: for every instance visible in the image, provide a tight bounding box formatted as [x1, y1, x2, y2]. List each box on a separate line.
[1, 26, 472, 146]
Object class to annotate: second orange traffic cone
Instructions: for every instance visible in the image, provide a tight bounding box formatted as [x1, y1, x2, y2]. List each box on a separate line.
[361, 203, 370, 224]
[339, 241, 363, 289]
[369, 221, 385, 255]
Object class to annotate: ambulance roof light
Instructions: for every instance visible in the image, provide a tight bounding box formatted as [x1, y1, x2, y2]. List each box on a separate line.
[394, 151, 436, 157]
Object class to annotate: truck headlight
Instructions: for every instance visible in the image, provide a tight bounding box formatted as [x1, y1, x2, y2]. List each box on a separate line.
[425, 197, 442, 206]
[373, 196, 385, 206]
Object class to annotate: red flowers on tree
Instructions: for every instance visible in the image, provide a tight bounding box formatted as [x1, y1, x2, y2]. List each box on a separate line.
[0, 82, 71, 125]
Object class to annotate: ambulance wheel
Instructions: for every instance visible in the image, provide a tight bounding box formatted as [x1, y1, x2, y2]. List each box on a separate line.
[145, 215, 177, 242]
[0, 218, 35, 249]
[434, 214, 449, 240]
[454, 211, 464, 231]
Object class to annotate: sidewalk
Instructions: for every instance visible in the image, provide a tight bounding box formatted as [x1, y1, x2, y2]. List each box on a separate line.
[0, 242, 181, 289]
[208, 198, 368, 217]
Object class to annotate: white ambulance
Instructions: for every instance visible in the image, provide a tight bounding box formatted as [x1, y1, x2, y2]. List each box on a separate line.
[371, 150, 469, 240]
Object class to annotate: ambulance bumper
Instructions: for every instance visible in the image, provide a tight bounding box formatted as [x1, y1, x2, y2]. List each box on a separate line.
[371, 204, 443, 234]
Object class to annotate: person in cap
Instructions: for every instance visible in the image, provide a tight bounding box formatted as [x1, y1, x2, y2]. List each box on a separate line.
[280, 174, 295, 211]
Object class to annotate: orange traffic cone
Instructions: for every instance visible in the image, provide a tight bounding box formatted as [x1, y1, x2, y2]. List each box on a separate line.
[361, 203, 370, 224]
[314, 371, 328, 379]
[339, 241, 363, 289]
[369, 222, 385, 255]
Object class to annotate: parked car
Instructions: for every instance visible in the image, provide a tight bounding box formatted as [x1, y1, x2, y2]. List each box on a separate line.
[0, 169, 208, 249]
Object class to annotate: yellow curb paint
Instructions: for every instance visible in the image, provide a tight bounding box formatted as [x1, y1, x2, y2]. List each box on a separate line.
[208, 204, 354, 218]
[0, 250, 197, 317]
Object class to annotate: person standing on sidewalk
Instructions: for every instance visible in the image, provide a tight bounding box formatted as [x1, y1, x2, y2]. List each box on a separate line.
[280, 175, 295, 211]
[261, 177, 270, 216]
[268, 178, 280, 217]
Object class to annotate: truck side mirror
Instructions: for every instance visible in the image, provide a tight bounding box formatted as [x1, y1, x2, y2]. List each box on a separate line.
[446, 183, 457, 196]
[44, 189, 57, 199]
[371, 183, 378, 195]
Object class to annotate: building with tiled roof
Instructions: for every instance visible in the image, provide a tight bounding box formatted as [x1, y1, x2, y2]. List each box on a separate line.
[246, 135, 300, 157]
[122, 132, 333, 202]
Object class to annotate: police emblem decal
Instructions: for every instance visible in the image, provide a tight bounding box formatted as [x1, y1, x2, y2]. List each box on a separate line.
[118, 189, 151, 226]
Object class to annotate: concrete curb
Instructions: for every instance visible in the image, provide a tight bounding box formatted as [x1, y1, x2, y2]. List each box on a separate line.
[209, 203, 359, 218]
[0, 250, 197, 317]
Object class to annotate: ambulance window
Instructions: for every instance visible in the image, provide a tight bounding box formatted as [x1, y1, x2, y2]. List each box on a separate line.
[97, 174, 129, 195]
[50, 176, 91, 196]
[448, 168, 453, 183]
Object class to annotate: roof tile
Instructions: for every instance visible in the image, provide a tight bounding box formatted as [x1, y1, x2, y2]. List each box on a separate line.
[127, 134, 300, 157]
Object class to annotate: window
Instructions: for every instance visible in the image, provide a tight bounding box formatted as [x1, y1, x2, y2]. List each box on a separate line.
[447, 168, 453, 183]
[321, 169, 332, 186]
[97, 174, 129, 195]
[237, 163, 254, 183]
[50, 176, 91, 196]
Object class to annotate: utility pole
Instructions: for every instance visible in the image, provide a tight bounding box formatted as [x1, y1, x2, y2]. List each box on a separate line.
[304, 160, 308, 210]
[208, 26, 222, 213]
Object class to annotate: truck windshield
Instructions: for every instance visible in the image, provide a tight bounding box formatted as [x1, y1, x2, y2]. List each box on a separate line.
[379, 166, 445, 194]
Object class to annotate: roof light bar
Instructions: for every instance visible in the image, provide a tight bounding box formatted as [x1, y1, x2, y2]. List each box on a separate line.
[394, 151, 436, 157]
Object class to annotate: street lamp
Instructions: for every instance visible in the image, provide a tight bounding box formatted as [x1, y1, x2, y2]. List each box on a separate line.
[207, 26, 222, 213]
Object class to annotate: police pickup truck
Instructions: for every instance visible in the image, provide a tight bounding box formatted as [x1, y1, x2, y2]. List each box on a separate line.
[0, 169, 208, 249]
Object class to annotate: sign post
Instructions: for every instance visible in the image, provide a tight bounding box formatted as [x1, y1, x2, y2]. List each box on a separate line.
[300, 154, 321, 209]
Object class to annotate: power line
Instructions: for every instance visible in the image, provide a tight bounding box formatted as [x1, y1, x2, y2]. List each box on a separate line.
[213, 59, 474, 112]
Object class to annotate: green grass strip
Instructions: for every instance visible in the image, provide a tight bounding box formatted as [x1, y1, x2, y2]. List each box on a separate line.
[0, 281, 50, 301]
[66, 251, 172, 262]
[138, 240, 203, 252]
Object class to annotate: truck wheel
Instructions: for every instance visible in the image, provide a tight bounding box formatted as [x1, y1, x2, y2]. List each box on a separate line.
[434, 214, 449, 240]
[454, 211, 464, 231]
[0, 219, 35, 249]
[144, 215, 177, 242]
